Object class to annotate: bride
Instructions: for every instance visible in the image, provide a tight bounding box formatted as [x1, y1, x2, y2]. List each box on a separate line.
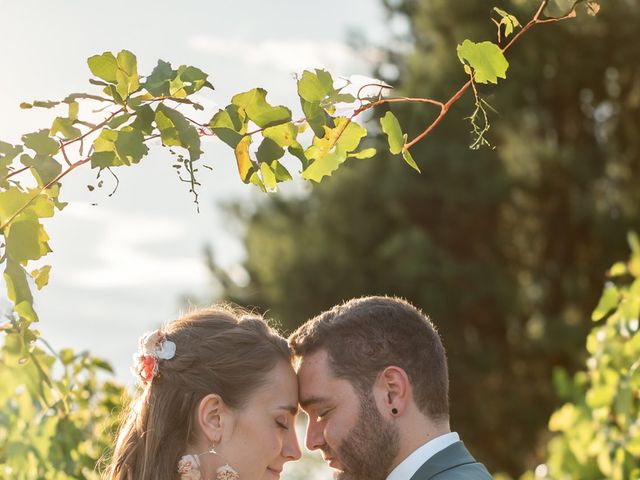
[105, 306, 301, 480]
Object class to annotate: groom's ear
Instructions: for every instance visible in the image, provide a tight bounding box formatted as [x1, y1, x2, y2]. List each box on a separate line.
[197, 393, 229, 444]
[375, 366, 410, 417]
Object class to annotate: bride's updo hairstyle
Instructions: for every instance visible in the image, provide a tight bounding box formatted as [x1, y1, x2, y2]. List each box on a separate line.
[105, 306, 290, 480]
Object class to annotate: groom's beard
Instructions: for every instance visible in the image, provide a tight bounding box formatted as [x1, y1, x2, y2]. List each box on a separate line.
[333, 393, 400, 480]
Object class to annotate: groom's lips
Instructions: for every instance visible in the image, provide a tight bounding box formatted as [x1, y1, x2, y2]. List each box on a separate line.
[324, 457, 341, 469]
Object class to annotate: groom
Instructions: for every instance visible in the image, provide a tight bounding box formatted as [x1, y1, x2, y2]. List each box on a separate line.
[289, 296, 492, 480]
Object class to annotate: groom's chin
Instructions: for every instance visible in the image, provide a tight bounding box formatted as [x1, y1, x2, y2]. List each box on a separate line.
[334, 470, 359, 480]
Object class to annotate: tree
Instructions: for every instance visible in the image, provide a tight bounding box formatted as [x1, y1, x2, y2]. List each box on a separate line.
[208, 0, 639, 475]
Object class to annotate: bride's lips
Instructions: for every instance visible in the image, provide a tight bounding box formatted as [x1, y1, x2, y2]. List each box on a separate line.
[267, 467, 282, 478]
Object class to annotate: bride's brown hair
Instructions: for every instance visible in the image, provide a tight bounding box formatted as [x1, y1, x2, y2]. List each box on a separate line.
[104, 306, 290, 480]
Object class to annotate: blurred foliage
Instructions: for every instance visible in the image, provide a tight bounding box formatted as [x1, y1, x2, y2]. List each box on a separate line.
[0, 327, 127, 479]
[209, 0, 640, 475]
[537, 233, 640, 480]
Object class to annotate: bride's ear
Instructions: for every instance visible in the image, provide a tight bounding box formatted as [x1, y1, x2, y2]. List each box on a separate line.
[197, 393, 230, 444]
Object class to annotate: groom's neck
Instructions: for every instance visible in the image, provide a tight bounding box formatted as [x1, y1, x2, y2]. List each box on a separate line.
[391, 407, 451, 473]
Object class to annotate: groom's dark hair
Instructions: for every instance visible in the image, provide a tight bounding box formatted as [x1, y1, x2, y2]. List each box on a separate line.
[289, 295, 449, 421]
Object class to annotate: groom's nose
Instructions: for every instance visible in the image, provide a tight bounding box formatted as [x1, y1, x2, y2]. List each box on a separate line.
[305, 419, 325, 451]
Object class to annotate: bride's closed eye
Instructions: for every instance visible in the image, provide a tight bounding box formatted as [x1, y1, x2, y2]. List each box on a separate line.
[276, 418, 289, 430]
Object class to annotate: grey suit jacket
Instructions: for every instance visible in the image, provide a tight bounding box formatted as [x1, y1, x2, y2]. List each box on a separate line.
[408, 441, 492, 480]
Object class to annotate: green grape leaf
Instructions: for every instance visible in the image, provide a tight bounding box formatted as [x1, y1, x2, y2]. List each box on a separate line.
[348, 147, 377, 159]
[22, 130, 59, 156]
[130, 104, 155, 135]
[91, 128, 148, 168]
[20, 100, 60, 109]
[270, 161, 292, 182]
[302, 150, 348, 183]
[31, 265, 51, 290]
[0, 188, 54, 228]
[591, 284, 620, 321]
[298, 69, 335, 103]
[114, 128, 148, 165]
[115, 50, 140, 99]
[260, 162, 277, 190]
[402, 149, 421, 173]
[4, 259, 38, 323]
[47, 185, 66, 208]
[87, 51, 118, 83]
[263, 123, 298, 147]
[50, 117, 82, 140]
[210, 105, 246, 148]
[288, 142, 310, 170]
[0, 141, 23, 162]
[5, 213, 51, 263]
[107, 113, 132, 129]
[155, 104, 201, 161]
[297, 70, 336, 137]
[301, 99, 330, 138]
[380, 111, 404, 155]
[608, 262, 628, 277]
[177, 65, 214, 95]
[493, 8, 521, 39]
[231, 88, 291, 128]
[457, 40, 509, 84]
[67, 101, 79, 121]
[234, 135, 253, 182]
[20, 154, 62, 187]
[144, 60, 175, 96]
[248, 171, 266, 192]
[256, 137, 285, 164]
[0, 141, 24, 187]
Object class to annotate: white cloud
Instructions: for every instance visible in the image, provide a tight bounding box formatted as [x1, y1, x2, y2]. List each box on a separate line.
[52, 203, 209, 289]
[188, 35, 381, 74]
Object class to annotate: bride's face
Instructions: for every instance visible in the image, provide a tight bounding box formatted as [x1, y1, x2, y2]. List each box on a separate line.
[222, 361, 302, 480]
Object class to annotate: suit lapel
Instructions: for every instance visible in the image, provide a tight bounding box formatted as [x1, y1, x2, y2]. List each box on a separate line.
[408, 441, 478, 480]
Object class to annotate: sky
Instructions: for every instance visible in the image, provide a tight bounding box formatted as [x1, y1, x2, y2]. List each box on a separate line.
[0, 0, 395, 382]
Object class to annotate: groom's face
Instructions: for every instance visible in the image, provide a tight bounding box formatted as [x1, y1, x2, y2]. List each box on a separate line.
[297, 350, 399, 480]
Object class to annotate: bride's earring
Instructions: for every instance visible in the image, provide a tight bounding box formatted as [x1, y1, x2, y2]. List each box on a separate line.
[209, 445, 239, 480]
[177, 444, 239, 480]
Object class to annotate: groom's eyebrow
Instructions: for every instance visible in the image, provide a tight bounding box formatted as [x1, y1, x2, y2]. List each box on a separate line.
[299, 396, 329, 409]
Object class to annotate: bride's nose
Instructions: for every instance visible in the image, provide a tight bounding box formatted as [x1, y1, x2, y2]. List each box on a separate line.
[282, 426, 302, 461]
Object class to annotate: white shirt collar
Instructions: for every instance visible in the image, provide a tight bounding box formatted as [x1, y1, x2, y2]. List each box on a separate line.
[386, 432, 460, 480]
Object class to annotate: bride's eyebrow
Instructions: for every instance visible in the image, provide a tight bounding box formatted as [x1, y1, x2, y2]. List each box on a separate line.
[276, 404, 299, 415]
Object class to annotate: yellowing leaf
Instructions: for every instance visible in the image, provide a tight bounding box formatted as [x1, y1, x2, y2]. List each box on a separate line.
[31, 265, 51, 290]
[234, 136, 253, 182]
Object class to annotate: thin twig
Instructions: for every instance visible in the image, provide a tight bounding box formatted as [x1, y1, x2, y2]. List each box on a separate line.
[0, 157, 91, 231]
[59, 141, 72, 167]
[3, 165, 31, 182]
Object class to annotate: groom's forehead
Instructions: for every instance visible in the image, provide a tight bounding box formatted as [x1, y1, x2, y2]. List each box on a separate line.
[296, 351, 336, 396]
[296, 349, 358, 407]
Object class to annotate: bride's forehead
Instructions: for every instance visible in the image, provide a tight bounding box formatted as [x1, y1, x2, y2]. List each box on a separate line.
[248, 362, 299, 404]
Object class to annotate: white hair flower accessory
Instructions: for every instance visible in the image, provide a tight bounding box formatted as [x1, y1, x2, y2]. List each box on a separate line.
[132, 329, 176, 383]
